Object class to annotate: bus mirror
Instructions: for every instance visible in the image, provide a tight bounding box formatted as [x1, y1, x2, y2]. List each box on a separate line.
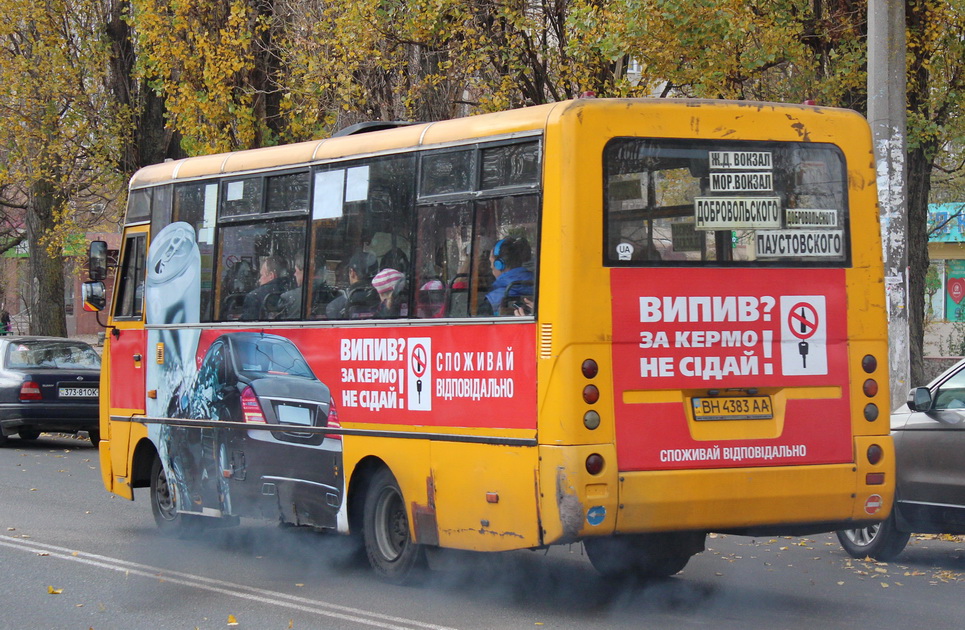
[88, 241, 108, 281]
[82, 281, 106, 312]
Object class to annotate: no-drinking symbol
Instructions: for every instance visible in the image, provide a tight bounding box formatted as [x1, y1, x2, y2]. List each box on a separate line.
[787, 302, 818, 368]
[411, 343, 427, 403]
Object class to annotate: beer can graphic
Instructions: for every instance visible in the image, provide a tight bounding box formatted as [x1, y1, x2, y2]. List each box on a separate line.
[146, 222, 201, 325]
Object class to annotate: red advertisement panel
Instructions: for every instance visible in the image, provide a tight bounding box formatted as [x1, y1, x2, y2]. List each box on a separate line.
[610, 268, 851, 471]
[190, 324, 537, 431]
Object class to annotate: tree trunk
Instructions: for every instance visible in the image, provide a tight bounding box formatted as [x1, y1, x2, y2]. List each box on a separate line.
[26, 179, 67, 338]
[907, 143, 933, 386]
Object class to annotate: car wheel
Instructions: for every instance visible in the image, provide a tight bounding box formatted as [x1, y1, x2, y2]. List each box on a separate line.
[584, 533, 702, 579]
[87, 429, 100, 445]
[150, 455, 206, 537]
[0, 433, 7, 446]
[836, 511, 910, 560]
[17, 429, 40, 440]
[363, 467, 425, 583]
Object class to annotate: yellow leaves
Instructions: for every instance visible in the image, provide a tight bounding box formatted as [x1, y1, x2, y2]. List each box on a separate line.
[47, 585, 63, 594]
[227, 614, 239, 626]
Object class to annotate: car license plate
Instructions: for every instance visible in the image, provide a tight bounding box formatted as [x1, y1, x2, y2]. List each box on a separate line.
[58, 387, 98, 398]
[691, 396, 773, 421]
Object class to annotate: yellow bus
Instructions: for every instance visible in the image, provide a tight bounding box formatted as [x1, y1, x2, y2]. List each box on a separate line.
[85, 97, 893, 582]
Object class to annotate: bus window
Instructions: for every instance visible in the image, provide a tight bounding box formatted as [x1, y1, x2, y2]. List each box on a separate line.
[221, 177, 264, 218]
[266, 171, 310, 214]
[603, 139, 848, 265]
[126, 189, 151, 224]
[216, 219, 306, 321]
[114, 233, 146, 319]
[414, 202, 473, 317]
[308, 155, 416, 320]
[149, 185, 173, 237]
[473, 195, 539, 317]
[173, 182, 218, 322]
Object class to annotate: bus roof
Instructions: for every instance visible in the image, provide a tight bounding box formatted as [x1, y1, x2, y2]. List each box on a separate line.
[129, 98, 859, 189]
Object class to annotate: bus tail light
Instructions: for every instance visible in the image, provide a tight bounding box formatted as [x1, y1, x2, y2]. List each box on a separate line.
[863, 403, 879, 422]
[20, 381, 42, 401]
[583, 410, 601, 430]
[866, 472, 885, 485]
[325, 399, 341, 441]
[585, 453, 604, 475]
[863, 379, 878, 397]
[240, 386, 266, 423]
[867, 444, 883, 465]
[583, 385, 599, 404]
[862, 355, 877, 373]
[581, 359, 598, 379]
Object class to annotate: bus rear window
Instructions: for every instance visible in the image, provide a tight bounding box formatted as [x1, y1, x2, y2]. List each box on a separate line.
[603, 139, 849, 266]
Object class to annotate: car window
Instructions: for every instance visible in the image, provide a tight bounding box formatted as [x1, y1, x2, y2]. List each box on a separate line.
[932, 368, 965, 409]
[5, 342, 101, 369]
[232, 337, 314, 380]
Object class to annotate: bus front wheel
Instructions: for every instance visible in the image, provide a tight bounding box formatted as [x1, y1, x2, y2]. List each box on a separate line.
[584, 533, 702, 579]
[362, 468, 425, 583]
[150, 456, 205, 537]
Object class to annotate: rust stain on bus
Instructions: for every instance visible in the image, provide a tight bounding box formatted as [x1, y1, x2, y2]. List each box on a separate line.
[556, 468, 584, 539]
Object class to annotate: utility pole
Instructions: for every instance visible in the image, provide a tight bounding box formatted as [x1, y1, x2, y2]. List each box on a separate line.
[868, 0, 908, 411]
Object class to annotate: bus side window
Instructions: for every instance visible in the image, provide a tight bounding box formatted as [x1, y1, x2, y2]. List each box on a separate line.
[114, 234, 146, 319]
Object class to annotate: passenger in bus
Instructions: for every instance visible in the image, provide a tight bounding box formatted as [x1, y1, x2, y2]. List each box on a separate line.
[277, 260, 304, 319]
[241, 256, 294, 320]
[325, 252, 380, 319]
[417, 279, 446, 318]
[372, 268, 407, 318]
[484, 237, 534, 316]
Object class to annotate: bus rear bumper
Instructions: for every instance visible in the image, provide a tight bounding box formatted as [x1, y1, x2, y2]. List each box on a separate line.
[613, 462, 893, 536]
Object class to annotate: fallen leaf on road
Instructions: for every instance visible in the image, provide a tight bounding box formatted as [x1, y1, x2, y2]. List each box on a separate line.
[47, 586, 63, 594]
[227, 614, 238, 626]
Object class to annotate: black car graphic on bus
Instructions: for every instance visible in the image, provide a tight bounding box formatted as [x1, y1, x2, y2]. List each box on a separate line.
[155, 332, 343, 532]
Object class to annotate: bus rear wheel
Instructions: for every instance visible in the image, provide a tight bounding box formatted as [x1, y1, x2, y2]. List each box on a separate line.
[150, 456, 205, 537]
[836, 511, 910, 561]
[584, 533, 703, 579]
[363, 468, 425, 583]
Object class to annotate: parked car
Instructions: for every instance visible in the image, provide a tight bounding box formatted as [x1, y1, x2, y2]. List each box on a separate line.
[0, 336, 101, 445]
[837, 359, 965, 560]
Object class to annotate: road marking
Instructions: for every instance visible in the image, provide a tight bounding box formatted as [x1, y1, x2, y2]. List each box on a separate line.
[0, 534, 457, 630]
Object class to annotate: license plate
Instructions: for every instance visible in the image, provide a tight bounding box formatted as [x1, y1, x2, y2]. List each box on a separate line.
[59, 387, 98, 398]
[691, 396, 773, 421]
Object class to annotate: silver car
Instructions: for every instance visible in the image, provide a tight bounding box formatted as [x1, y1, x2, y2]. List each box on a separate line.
[837, 360, 965, 559]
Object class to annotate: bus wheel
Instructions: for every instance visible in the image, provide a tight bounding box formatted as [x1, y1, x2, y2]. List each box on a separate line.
[363, 468, 425, 583]
[150, 456, 205, 537]
[584, 534, 698, 579]
[836, 511, 910, 561]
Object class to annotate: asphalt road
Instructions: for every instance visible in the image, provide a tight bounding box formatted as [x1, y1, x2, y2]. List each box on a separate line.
[2, 434, 964, 630]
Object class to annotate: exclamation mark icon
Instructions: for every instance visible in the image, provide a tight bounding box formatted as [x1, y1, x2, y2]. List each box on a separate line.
[762, 330, 774, 375]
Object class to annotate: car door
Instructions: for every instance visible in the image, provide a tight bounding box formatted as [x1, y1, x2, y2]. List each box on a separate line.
[895, 365, 965, 529]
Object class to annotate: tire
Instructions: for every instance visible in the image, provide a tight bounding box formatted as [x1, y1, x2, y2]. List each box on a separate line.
[836, 511, 910, 561]
[585, 533, 701, 579]
[87, 429, 100, 445]
[0, 433, 7, 446]
[17, 429, 40, 440]
[362, 468, 425, 583]
[150, 456, 206, 538]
